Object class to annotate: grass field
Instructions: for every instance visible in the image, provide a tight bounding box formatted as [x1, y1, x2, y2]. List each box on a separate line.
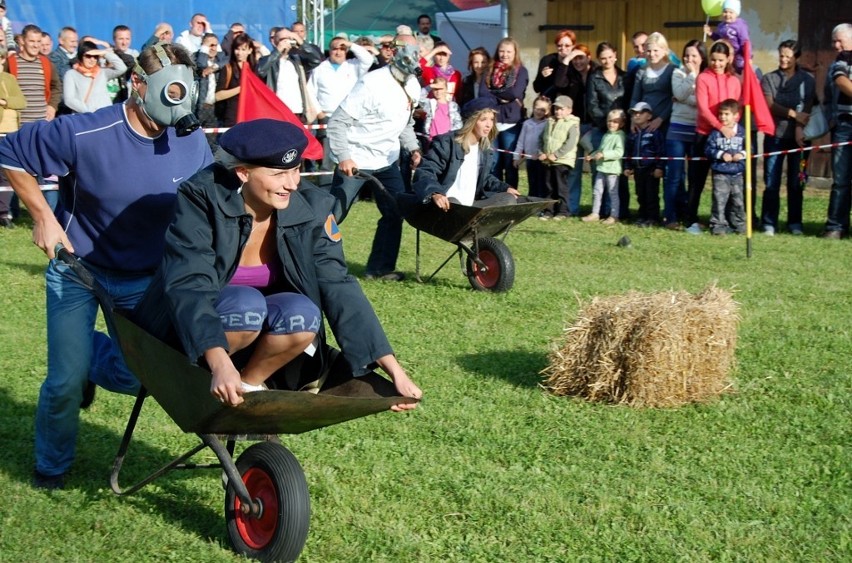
[0, 183, 849, 562]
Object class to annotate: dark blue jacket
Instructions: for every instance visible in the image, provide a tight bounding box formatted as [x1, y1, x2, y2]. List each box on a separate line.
[478, 64, 529, 125]
[133, 164, 393, 378]
[412, 132, 510, 203]
[706, 125, 747, 175]
[625, 126, 666, 171]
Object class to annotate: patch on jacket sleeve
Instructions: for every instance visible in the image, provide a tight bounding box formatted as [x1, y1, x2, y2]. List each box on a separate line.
[324, 213, 342, 242]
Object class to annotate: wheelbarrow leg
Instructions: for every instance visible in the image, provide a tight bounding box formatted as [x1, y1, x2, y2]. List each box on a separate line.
[201, 434, 261, 517]
[110, 387, 208, 495]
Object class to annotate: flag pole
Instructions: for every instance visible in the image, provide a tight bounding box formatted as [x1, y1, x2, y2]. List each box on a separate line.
[745, 104, 753, 258]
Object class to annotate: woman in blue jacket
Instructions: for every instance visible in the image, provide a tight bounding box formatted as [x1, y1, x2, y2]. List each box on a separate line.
[134, 119, 421, 408]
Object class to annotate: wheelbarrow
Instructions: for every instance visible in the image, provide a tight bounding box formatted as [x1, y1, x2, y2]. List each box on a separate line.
[55, 247, 418, 562]
[353, 172, 553, 292]
[404, 200, 553, 292]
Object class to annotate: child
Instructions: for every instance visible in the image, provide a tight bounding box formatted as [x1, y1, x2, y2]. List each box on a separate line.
[705, 98, 746, 235]
[584, 109, 626, 224]
[421, 76, 462, 142]
[538, 95, 580, 220]
[704, 0, 750, 74]
[513, 95, 550, 198]
[624, 102, 665, 226]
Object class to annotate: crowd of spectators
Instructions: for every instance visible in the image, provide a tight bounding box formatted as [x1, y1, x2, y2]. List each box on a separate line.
[0, 6, 850, 238]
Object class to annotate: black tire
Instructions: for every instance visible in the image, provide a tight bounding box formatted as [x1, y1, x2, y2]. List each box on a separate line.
[225, 442, 310, 562]
[466, 236, 515, 292]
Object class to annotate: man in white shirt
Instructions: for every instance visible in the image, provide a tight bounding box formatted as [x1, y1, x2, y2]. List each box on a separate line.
[176, 13, 211, 54]
[327, 33, 423, 281]
[307, 36, 373, 184]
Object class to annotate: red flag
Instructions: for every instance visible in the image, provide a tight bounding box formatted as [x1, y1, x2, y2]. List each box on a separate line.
[741, 41, 775, 136]
[236, 65, 323, 160]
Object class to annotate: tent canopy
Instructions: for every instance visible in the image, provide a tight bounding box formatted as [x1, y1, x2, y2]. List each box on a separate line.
[325, 0, 495, 40]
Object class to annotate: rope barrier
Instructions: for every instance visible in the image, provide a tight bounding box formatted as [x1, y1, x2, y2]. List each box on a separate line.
[495, 140, 852, 161]
[0, 135, 846, 194]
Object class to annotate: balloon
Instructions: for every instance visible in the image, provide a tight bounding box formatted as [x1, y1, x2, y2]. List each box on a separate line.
[702, 0, 724, 16]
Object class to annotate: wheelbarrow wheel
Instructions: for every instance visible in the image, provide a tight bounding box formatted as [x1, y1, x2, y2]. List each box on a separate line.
[225, 441, 310, 562]
[466, 236, 515, 292]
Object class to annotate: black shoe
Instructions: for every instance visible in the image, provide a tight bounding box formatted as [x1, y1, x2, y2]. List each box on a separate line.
[80, 381, 96, 409]
[821, 230, 843, 240]
[32, 470, 65, 490]
[364, 271, 405, 281]
[0, 216, 13, 228]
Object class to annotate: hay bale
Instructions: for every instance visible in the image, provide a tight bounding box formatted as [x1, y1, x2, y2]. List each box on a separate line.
[542, 285, 738, 408]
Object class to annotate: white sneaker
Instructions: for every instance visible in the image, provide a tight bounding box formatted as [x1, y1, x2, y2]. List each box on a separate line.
[240, 381, 268, 393]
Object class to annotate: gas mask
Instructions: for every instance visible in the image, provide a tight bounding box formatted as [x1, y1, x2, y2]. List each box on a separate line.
[132, 43, 200, 136]
[390, 42, 423, 79]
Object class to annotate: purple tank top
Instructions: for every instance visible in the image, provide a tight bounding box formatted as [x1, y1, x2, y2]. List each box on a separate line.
[230, 263, 277, 288]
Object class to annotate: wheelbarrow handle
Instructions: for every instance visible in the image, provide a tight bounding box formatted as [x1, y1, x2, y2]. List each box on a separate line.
[55, 243, 98, 290]
[54, 243, 116, 311]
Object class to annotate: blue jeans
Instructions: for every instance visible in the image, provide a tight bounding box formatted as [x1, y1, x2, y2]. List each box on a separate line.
[330, 164, 405, 275]
[589, 128, 631, 219]
[685, 135, 712, 225]
[663, 139, 693, 224]
[492, 122, 521, 186]
[565, 123, 591, 215]
[825, 119, 852, 233]
[37, 260, 148, 476]
[762, 136, 804, 231]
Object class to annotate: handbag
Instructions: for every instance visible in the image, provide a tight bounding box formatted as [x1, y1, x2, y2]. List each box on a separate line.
[802, 104, 829, 141]
[0, 82, 19, 134]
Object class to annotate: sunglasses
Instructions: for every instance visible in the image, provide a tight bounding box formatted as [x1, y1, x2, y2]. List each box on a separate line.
[83, 54, 98, 59]
[380, 43, 395, 49]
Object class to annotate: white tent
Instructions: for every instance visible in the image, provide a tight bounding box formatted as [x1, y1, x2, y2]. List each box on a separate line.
[435, 5, 502, 67]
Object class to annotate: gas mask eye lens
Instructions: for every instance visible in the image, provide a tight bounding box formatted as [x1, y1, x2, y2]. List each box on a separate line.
[165, 81, 188, 104]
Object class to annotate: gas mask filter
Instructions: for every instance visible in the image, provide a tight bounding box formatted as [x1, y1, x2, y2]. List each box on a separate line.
[133, 43, 200, 136]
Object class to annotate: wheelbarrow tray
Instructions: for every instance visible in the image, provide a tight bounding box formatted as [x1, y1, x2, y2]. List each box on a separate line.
[113, 311, 416, 435]
[405, 199, 553, 244]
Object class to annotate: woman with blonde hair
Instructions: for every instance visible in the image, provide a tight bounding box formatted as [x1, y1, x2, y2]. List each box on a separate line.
[628, 31, 675, 133]
[413, 97, 521, 210]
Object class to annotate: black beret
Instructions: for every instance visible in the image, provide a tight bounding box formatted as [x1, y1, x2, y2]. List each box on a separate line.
[219, 119, 308, 169]
[461, 96, 499, 121]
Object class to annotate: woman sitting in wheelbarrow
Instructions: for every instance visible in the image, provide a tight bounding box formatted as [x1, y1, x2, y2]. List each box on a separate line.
[134, 119, 421, 408]
[412, 96, 525, 211]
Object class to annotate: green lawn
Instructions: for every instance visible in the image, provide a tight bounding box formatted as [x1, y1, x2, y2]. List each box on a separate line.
[0, 184, 849, 561]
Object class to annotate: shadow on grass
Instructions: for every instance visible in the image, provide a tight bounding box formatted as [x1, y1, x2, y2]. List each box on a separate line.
[0, 386, 227, 545]
[0, 260, 47, 277]
[456, 349, 549, 388]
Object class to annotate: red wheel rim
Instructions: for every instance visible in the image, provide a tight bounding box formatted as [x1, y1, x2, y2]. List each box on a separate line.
[472, 250, 500, 288]
[234, 467, 280, 549]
